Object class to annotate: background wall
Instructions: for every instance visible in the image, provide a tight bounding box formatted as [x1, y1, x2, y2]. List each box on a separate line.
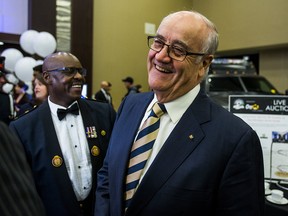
[93, 0, 193, 109]
[93, 0, 288, 109]
[193, 0, 288, 94]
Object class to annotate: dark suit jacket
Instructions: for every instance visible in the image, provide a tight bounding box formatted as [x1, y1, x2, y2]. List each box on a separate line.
[10, 99, 116, 216]
[0, 121, 45, 216]
[95, 90, 264, 216]
[0, 92, 13, 125]
[94, 89, 112, 105]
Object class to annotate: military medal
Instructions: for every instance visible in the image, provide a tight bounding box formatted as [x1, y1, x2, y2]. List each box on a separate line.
[86, 126, 97, 138]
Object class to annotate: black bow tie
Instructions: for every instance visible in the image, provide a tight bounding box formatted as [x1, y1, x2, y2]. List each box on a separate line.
[57, 103, 79, 121]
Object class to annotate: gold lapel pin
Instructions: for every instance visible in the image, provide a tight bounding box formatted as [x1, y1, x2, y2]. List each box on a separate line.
[101, 130, 106, 136]
[91, 145, 100, 156]
[52, 155, 63, 167]
[189, 134, 194, 140]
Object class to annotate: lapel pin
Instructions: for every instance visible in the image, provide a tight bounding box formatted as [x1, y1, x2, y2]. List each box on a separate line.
[52, 155, 63, 167]
[91, 145, 100, 156]
[189, 134, 194, 140]
[101, 130, 106, 136]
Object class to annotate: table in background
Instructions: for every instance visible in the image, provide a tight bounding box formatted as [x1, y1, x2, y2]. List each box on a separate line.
[265, 182, 288, 216]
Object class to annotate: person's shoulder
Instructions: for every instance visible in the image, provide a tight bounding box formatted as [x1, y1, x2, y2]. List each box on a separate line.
[209, 99, 253, 131]
[121, 92, 153, 108]
[79, 98, 111, 108]
[80, 97, 97, 104]
[127, 91, 152, 100]
[95, 90, 102, 95]
[13, 105, 39, 122]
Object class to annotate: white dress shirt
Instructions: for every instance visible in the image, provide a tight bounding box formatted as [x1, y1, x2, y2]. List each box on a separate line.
[139, 84, 200, 183]
[48, 97, 92, 201]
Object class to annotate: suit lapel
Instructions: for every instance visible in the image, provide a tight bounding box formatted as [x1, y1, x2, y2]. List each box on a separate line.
[127, 91, 211, 215]
[109, 93, 154, 208]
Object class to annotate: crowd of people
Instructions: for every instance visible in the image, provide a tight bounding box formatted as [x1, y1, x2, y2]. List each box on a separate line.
[1, 10, 264, 216]
[0, 62, 49, 124]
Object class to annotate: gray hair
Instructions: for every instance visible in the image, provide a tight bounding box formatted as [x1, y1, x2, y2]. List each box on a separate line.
[163, 10, 219, 55]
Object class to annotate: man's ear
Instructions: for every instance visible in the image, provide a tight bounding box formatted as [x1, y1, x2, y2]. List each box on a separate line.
[42, 72, 51, 84]
[202, 55, 213, 70]
[198, 55, 213, 80]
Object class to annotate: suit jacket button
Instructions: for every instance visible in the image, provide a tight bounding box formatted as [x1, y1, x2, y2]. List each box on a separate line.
[91, 145, 100, 156]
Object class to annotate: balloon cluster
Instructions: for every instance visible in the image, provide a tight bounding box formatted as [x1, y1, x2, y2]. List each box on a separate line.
[0, 30, 56, 93]
[20, 30, 57, 57]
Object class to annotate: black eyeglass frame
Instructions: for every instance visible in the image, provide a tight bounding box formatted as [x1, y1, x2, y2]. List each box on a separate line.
[147, 36, 207, 62]
[44, 67, 87, 77]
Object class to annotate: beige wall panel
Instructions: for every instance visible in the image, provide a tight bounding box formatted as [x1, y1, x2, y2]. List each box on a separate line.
[260, 49, 288, 93]
[193, 0, 288, 93]
[93, 0, 193, 109]
[193, 0, 288, 52]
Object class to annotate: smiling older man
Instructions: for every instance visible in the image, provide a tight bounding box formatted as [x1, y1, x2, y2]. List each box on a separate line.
[95, 11, 264, 216]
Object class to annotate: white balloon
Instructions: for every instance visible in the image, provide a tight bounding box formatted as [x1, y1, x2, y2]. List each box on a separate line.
[35, 60, 44, 65]
[1, 48, 24, 72]
[2, 83, 14, 93]
[5, 73, 19, 85]
[33, 32, 57, 58]
[14, 57, 37, 82]
[20, 30, 39, 54]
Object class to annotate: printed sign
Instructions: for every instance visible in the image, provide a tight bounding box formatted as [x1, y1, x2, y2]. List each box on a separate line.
[229, 95, 288, 181]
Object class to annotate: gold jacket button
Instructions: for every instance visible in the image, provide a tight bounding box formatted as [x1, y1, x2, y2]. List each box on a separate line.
[52, 155, 63, 167]
[101, 130, 106, 136]
[91, 145, 100, 156]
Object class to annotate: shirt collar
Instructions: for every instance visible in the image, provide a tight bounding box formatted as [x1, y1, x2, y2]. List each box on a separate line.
[149, 84, 200, 124]
[48, 96, 79, 117]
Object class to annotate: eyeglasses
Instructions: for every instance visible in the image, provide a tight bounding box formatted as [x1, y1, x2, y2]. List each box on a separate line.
[45, 67, 87, 77]
[147, 36, 206, 62]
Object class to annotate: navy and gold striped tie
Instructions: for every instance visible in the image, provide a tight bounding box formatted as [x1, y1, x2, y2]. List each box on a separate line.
[125, 102, 166, 210]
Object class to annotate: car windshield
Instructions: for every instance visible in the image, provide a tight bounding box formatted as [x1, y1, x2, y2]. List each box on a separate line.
[241, 77, 278, 94]
[208, 77, 243, 92]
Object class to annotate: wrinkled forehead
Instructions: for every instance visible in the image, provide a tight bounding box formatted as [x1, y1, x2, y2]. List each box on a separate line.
[158, 11, 207, 39]
[43, 52, 82, 71]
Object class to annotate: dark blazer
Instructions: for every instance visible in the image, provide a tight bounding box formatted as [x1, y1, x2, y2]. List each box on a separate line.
[0, 121, 45, 216]
[0, 92, 13, 125]
[94, 89, 112, 104]
[95, 90, 264, 216]
[10, 99, 116, 216]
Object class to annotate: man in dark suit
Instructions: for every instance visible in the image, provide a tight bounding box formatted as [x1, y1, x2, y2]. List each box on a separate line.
[95, 11, 264, 216]
[0, 56, 15, 125]
[0, 121, 45, 216]
[10, 52, 116, 216]
[94, 81, 113, 106]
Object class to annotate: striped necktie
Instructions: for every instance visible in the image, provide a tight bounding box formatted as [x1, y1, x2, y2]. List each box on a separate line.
[124, 102, 166, 210]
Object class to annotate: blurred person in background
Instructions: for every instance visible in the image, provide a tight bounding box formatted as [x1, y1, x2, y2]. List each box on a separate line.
[0, 56, 15, 125]
[13, 80, 32, 114]
[94, 80, 113, 107]
[122, 76, 139, 100]
[17, 71, 49, 116]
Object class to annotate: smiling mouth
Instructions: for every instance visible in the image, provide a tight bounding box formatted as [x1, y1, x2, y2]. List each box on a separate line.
[72, 84, 82, 88]
[155, 65, 172, 73]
